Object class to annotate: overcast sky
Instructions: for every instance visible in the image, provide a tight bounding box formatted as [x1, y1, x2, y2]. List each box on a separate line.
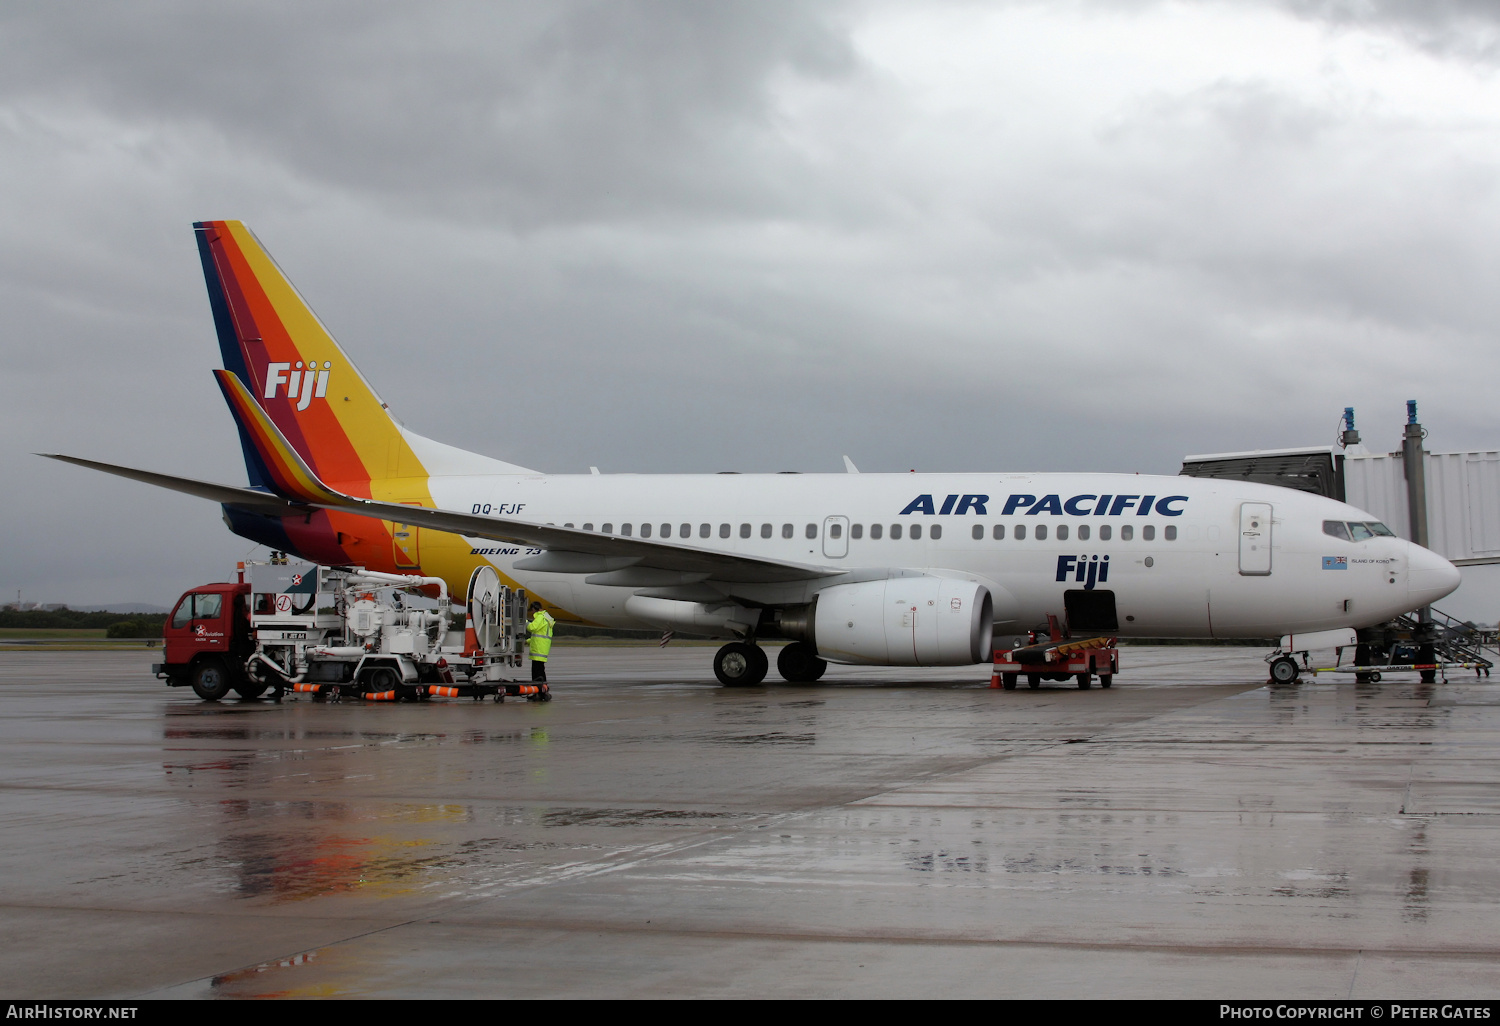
[5, 0, 1500, 606]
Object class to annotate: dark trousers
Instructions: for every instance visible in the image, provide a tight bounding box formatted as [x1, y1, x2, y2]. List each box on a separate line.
[531, 659, 547, 682]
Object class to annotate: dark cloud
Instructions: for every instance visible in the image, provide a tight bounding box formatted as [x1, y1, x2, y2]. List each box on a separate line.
[1277, 0, 1500, 60]
[0, 1, 858, 225]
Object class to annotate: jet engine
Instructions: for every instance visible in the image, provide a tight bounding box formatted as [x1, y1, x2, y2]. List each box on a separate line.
[779, 578, 993, 666]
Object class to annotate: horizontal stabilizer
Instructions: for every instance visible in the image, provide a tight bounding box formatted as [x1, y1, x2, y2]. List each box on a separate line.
[39, 454, 307, 516]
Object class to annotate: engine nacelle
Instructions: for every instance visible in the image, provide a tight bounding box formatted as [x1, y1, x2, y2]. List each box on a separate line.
[810, 578, 992, 666]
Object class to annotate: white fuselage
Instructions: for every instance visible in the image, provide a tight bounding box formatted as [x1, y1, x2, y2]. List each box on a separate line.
[420, 471, 1458, 641]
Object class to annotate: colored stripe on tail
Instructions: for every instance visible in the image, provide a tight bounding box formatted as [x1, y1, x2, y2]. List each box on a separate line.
[214, 370, 347, 505]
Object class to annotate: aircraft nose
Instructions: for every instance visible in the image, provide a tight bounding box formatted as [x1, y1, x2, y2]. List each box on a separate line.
[1408, 542, 1462, 608]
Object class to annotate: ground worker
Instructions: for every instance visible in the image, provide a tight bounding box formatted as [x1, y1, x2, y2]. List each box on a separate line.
[526, 601, 555, 683]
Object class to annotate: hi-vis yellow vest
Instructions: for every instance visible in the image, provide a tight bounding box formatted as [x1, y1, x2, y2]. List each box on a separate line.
[528, 610, 555, 660]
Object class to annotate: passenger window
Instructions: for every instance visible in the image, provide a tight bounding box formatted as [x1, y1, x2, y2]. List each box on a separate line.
[993, 525, 1005, 540]
[620, 523, 632, 537]
[1014, 525, 1026, 540]
[602, 523, 614, 534]
[699, 524, 711, 538]
[830, 523, 843, 539]
[930, 524, 941, 540]
[1035, 524, 1047, 541]
[1057, 525, 1069, 541]
[171, 597, 193, 629]
[196, 593, 222, 619]
[1349, 523, 1374, 541]
[911, 524, 923, 540]
[871, 524, 883, 540]
[640, 523, 652, 538]
[584, 523, 595, 532]
[1078, 525, 1090, 541]
[737, 523, 749, 539]
[679, 524, 691, 538]
[972, 524, 984, 541]
[805, 524, 817, 539]
[720, 524, 731, 539]
[1323, 520, 1351, 541]
[1100, 525, 1112, 541]
[761, 523, 772, 539]
[661, 523, 671, 538]
[1121, 525, 1133, 541]
[1165, 525, 1177, 541]
[852, 524, 863, 539]
[1143, 525, 1155, 541]
[782, 524, 793, 539]
[564, 523, 575, 528]
[890, 524, 903, 540]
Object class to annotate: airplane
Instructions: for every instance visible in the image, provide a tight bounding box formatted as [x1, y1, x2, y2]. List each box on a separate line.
[44, 220, 1462, 686]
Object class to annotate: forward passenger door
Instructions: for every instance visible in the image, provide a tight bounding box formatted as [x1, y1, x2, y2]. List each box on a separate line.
[1239, 502, 1273, 576]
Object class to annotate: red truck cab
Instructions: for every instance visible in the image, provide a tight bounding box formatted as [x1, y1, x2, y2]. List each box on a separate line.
[154, 582, 257, 700]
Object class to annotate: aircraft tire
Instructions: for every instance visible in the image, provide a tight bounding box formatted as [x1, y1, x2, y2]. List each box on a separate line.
[776, 642, 827, 683]
[715, 643, 767, 687]
[1269, 656, 1300, 685]
[190, 658, 234, 702]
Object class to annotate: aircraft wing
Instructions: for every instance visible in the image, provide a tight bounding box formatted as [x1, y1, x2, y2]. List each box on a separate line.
[40, 453, 843, 585]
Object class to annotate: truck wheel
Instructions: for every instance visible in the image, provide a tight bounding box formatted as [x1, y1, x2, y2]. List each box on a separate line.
[1027, 674, 1041, 689]
[1001, 673, 1017, 690]
[233, 682, 268, 700]
[1099, 675, 1113, 689]
[1076, 674, 1092, 689]
[369, 667, 400, 693]
[191, 659, 233, 701]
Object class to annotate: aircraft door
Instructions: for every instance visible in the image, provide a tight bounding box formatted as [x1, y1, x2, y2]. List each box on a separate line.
[823, 516, 849, 558]
[1239, 502, 1273, 576]
[392, 503, 421, 569]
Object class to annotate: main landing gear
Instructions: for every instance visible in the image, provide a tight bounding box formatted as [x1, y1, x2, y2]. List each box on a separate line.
[713, 640, 830, 687]
[714, 642, 768, 686]
[776, 642, 827, 683]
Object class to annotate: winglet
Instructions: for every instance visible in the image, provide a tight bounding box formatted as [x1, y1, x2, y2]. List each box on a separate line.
[842, 455, 860, 474]
[214, 369, 349, 505]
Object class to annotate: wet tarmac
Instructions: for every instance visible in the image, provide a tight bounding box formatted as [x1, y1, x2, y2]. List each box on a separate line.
[2, 646, 1498, 999]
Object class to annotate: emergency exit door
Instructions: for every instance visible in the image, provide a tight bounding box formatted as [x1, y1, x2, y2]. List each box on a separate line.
[1239, 502, 1272, 576]
[823, 516, 849, 558]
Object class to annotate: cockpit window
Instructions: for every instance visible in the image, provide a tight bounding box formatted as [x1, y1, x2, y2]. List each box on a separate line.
[1327, 519, 1396, 542]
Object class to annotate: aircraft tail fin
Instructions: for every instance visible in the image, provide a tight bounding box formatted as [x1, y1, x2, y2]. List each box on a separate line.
[213, 369, 349, 506]
[194, 220, 533, 497]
